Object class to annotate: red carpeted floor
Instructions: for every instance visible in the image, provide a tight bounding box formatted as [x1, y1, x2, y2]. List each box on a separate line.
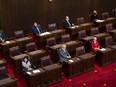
[6, 60, 116, 87]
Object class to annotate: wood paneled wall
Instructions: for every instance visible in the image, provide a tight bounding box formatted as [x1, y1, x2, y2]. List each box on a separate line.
[0, 0, 115, 37]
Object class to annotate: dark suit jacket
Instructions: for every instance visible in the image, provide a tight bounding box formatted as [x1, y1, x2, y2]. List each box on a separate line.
[58, 48, 70, 63]
[32, 25, 43, 34]
[63, 19, 73, 29]
[0, 31, 6, 42]
[90, 14, 98, 22]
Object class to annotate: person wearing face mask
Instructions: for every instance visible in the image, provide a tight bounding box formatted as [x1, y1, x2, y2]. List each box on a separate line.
[22, 56, 33, 71]
[91, 37, 100, 53]
[90, 10, 98, 22]
[32, 22, 43, 35]
[58, 44, 71, 63]
[63, 16, 74, 29]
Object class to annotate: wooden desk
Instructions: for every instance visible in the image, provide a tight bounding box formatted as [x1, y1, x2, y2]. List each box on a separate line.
[15, 36, 32, 52]
[43, 63, 62, 85]
[67, 26, 82, 39]
[96, 47, 114, 66]
[105, 17, 116, 25]
[0, 60, 6, 67]
[78, 53, 95, 73]
[108, 30, 116, 42]
[0, 77, 16, 87]
[27, 50, 45, 66]
[0, 40, 17, 60]
[79, 23, 93, 35]
[110, 45, 116, 62]
[51, 29, 65, 43]
[63, 57, 82, 78]
[81, 36, 94, 52]
[94, 33, 109, 47]
[25, 68, 46, 87]
[49, 44, 62, 62]
[11, 54, 27, 74]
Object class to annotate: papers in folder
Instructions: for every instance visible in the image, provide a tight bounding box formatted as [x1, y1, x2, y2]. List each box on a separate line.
[33, 69, 40, 73]
[39, 32, 50, 36]
[95, 19, 105, 23]
[69, 60, 74, 63]
[100, 48, 106, 51]
[70, 25, 79, 29]
[6, 41, 10, 43]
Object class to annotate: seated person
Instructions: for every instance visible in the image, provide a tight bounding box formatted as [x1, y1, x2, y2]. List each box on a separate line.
[22, 56, 33, 71]
[32, 22, 43, 34]
[58, 44, 71, 63]
[0, 30, 6, 43]
[90, 10, 98, 22]
[91, 37, 100, 53]
[63, 16, 74, 29]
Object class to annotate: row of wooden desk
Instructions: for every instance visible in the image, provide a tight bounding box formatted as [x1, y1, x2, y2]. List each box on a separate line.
[0, 60, 17, 87]
[0, 36, 32, 60]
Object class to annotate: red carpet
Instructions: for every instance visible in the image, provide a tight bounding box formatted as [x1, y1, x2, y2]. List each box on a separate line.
[6, 60, 116, 87]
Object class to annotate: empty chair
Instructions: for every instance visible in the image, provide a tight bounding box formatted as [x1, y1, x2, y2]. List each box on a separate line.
[76, 46, 95, 73]
[78, 30, 87, 39]
[47, 37, 56, 47]
[102, 12, 109, 20]
[41, 55, 62, 85]
[61, 34, 71, 43]
[106, 23, 116, 42]
[91, 27, 99, 36]
[14, 30, 24, 39]
[26, 42, 45, 65]
[9, 46, 27, 73]
[48, 23, 57, 31]
[77, 17, 85, 24]
[105, 36, 116, 62]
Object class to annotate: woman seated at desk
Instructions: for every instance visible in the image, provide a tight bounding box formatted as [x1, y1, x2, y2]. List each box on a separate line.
[91, 37, 100, 53]
[22, 56, 33, 71]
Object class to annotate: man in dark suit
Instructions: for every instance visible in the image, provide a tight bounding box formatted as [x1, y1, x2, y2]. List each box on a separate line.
[90, 10, 98, 22]
[0, 30, 6, 42]
[32, 22, 43, 34]
[58, 44, 71, 63]
[63, 16, 74, 29]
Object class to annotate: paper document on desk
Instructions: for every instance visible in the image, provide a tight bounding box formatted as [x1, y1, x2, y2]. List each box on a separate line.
[95, 19, 105, 22]
[33, 69, 40, 73]
[39, 32, 50, 36]
[100, 48, 106, 51]
[27, 72, 31, 75]
[69, 60, 74, 62]
[6, 41, 10, 43]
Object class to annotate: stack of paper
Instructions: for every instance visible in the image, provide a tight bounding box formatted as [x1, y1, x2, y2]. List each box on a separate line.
[69, 60, 74, 63]
[33, 69, 40, 73]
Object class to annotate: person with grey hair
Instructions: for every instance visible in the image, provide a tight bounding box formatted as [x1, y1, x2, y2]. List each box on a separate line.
[58, 44, 71, 63]
[91, 37, 100, 53]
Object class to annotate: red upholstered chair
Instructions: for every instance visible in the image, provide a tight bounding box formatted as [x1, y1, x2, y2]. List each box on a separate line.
[48, 23, 57, 31]
[77, 17, 85, 24]
[61, 34, 71, 43]
[78, 30, 87, 39]
[102, 12, 109, 20]
[14, 30, 24, 39]
[106, 23, 114, 32]
[47, 37, 56, 47]
[91, 27, 99, 36]
[0, 66, 8, 80]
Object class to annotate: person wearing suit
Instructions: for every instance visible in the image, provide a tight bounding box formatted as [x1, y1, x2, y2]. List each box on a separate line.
[0, 30, 6, 43]
[91, 37, 100, 53]
[63, 16, 74, 29]
[90, 10, 98, 22]
[58, 44, 71, 63]
[32, 22, 43, 34]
